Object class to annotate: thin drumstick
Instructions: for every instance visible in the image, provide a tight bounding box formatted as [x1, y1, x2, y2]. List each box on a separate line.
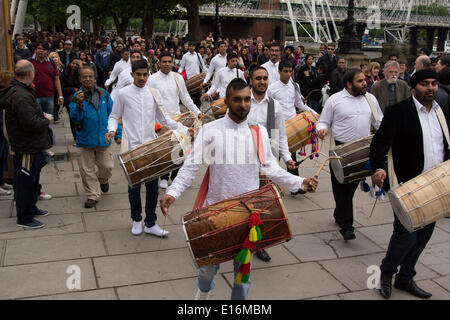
[307, 156, 342, 191]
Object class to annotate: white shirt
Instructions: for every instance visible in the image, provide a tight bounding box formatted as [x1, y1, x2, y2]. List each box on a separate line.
[105, 58, 130, 86]
[413, 96, 445, 173]
[206, 67, 246, 98]
[261, 60, 280, 85]
[248, 92, 291, 163]
[149, 71, 201, 118]
[267, 80, 313, 120]
[166, 113, 304, 206]
[107, 84, 187, 151]
[203, 53, 227, 84]
[178, 51, 208, 80]
[110, 66, 151, 102]
[317, 89, 383, 143]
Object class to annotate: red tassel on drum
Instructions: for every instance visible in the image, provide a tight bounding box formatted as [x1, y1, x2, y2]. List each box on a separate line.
[155, 123, 162, 132]
[249, 213, 261, 227]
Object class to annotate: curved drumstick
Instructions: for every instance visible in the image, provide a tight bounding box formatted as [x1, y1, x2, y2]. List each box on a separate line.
[307, 156, 343, 192]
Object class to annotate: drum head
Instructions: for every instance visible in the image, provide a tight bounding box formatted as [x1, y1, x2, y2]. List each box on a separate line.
[388, 190, 415, 233]
[329, 149, 345, 184]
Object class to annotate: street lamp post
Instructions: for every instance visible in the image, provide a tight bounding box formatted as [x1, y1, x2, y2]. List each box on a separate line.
[337, 0, 363, 54]
[214, 0, 222, 40]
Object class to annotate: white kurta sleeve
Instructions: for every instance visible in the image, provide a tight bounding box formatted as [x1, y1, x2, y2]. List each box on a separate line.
[370, 94, 384, 131]
[259, 125, 304, 192]
[108, 89, 123, 132]
[155, 98, 188, 135]
[274, 101, 291, 163]
[206, 71, 220, 96]
[166, 127, 205, 199]
[178, 75, 201, 116]
[316, 97, 334, 131]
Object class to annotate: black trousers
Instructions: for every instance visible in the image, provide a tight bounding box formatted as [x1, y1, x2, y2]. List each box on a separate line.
[13, 152, 43, 223]
[381, 215, 435, 281]
[161, 168, 179, 181]
[330, 140, 360, 233]
[191, 92, 202, 109]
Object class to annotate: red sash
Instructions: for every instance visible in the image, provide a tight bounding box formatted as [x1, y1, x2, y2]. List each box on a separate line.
[192, 125, 266, 210]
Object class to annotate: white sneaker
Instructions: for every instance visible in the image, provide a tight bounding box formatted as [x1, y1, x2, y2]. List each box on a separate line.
[131, 221, 142, 235]
[194, 289, 210, 300]
[0, 183, 13, 190]
[144, 224, 169, 237]
[38, 192, 52, 200]
[159, 179, 168, 189]
[0, 187, 11, 196]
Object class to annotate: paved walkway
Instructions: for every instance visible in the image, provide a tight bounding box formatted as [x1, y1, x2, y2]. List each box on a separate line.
[0, 106, 449, 300]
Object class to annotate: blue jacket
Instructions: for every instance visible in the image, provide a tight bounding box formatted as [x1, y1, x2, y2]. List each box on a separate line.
[95, 48, 113, 70]
[69, 86, 121, 148]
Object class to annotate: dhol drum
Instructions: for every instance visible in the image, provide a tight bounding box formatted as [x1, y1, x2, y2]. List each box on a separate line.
[210, 97, 227, 119]
[285, 111, 319, 153]
[329, 135, 373, 184]
[118, 130, 191, 187]
[389, 160, 450, 232]
[185, 72, 208, 95]
[182, 184, 292, 268]
[156, 111, 202, 136]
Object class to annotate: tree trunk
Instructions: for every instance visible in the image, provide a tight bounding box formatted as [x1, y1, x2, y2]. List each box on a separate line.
[143, 12, 154, 38]
[92, 19, 101, 36]
[112, 13, 129, 39]
[185, 0, 201, 42]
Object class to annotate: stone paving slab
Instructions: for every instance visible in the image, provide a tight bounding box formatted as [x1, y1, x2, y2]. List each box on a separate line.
[358, 223, 450, 250]
[419, 242, 450, 275]
[339, 279, 450, 300]
[93, 248, 198, 288]
[0, 200, 13, 219]
[0, 214, 84, 241]
[0, 258, 96, 300]
[39, 171, 82, 184]
[102, 225, 187, 255]
[315, 230, 385, 258]
[283, 234, 338, 262]
[319, 253, 439, 292]
[4, 232, 106, 266]
[33, 196, 98, 215]
[436, 218, 450, 233]
[116, 276, 231, 300]
[281, 194, 322, 213]
[83, 210, 133, 232]
[353, 202, 395, 227]
[434, 274, 450, 291]
[223, 263, 349, 300]
[24, 288, 117, 300]
[308, 294, 341, 300]
[41, 182, 77, 197]
[0, 239, 5, 266]
[94, 193, 131, 211]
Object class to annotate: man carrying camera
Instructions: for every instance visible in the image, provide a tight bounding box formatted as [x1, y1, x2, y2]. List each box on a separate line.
[69, 66, 121, 208]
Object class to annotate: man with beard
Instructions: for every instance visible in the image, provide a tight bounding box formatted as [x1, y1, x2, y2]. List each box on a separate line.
[317, 69, 383, 241]
[370, 69, 449, 299]
[371, 61, 411, 113]
[202, 53, 246, 100]
[160, 78, 318, 300]
[261, 43, 282, 85]
[247, 66, 296, 262]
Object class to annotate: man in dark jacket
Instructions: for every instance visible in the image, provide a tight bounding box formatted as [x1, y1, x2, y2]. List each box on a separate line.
[0, 60, 53, 229]
[436, 67, 449, 109]
[329, 57, 346, 95]
[58, 40, 77, 69]
[370, 69, 450, 300]
[317, 43, 338, 76]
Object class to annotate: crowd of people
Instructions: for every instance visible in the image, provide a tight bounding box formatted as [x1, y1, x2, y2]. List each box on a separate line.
[0, 27, 449, 301]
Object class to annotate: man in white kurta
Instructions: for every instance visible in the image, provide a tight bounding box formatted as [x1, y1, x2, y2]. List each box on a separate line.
[316, 69, 383, 241]
[104, 47, 131, 88]
[202, 53, 246, 99]
[106, 59, 190, 237]
[160, 78, 318, 300]
[261, 43, 282, 85]
[202, 41, 228, 86]
[149, 51, 202, 189]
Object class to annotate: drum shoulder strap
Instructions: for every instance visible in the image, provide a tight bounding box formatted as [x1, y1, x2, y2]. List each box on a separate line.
[172, 71, 184, 96]
[436, 106, 450, 150]
[148, 87, 168, 123]
[387, 147, 398, 189]
[266, 97, 275, 139]
[364, 93, 381, 122]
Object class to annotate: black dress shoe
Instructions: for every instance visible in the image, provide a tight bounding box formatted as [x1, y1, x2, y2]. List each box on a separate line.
[33, 209, 49, 216]
[100, 182, 109, 193]
[394, 279, 432, 299]
[379, 273, 392, 299]
[341, 229, 356, 241]
[255, 249, 271, 262]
